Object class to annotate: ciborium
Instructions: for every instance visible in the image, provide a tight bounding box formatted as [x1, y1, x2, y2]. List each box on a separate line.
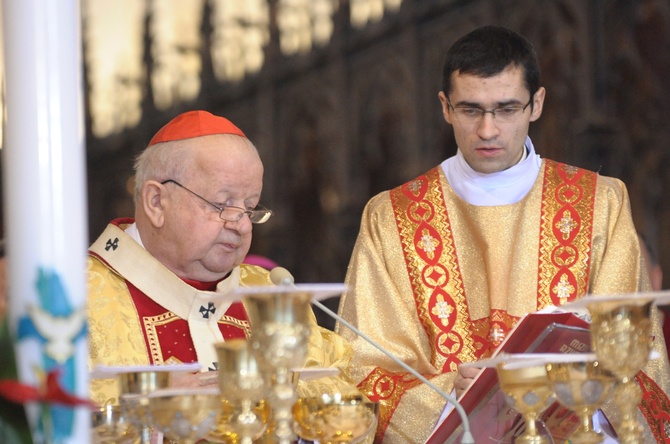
[209, 339, 270, 443]
[543, 353, 616, 443]
[496, 356, 556, 444]
[586, 297, 654, 444]
[293, 393, 378, 444]
[146, 387, 221, 443]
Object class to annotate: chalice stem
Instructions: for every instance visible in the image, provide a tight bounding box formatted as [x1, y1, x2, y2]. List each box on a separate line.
[270, 369, 297, 444]
[613, 378, 643, 444]
[517, 415, 550, 444]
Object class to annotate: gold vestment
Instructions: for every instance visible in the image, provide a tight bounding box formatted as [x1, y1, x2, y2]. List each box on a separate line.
[338, 160, 670, 443]
[88, 219, 356, 406]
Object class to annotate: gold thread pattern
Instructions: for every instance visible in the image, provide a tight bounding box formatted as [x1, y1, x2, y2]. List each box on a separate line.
[537, 160, 597, 309]
[357, 367, 425, 443]
[636, 372, 670, 442]
[390, 168, 478, 371]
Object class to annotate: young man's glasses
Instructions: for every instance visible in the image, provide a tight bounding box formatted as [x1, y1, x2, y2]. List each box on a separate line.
[447, 97, 532, 124]
[161, 179, 273, 224]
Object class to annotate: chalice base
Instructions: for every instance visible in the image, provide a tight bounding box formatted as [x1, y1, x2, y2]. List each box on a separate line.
[515, 417, 553, 444]
[515, 432, 552, 444]
[570, 429, 605, 444]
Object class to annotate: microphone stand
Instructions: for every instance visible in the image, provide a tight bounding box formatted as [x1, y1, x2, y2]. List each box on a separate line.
[310, 299, 475, 444]
[270, 269, 474, 443]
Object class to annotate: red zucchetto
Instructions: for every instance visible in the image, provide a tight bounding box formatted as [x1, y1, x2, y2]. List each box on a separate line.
[148, 110, 246, 146]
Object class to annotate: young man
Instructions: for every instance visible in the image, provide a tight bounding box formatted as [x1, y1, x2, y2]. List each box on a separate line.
[88, 111, 354, 405]
[338, 26, 670, 443]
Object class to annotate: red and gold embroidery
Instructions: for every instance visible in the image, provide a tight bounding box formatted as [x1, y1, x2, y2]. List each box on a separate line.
[357, 367, 425, 443]
[390, 168, 479, 372]
[636, 372, 670, 442]
[537, 160, 596, 309]
[144, 312, 182, 365]
[375, 161, 599, 439]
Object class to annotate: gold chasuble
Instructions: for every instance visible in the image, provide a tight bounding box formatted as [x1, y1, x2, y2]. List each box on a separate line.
[338, 160, 670, 443]
[88, 219, 356, 407]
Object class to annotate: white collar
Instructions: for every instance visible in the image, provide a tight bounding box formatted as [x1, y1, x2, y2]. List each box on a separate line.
[441, 136, 542, 206]
[91, 222, 242, 369]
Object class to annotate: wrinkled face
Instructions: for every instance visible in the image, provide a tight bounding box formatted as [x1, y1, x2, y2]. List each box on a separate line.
[438, 65, 545, 174]
[159, 135, 264, 281]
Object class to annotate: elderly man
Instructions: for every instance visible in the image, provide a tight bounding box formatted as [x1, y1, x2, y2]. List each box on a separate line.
[88, 110, 353, 406]
[338, 26, 670, 443]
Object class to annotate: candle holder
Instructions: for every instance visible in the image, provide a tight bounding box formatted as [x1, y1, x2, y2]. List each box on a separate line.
[544, 353, 616, 444]
[209, 339, 270, 443]
[293, 393, 378, 444]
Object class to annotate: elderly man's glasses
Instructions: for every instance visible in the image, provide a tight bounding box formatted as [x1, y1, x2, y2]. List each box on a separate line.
[447, 97, 532, 124]
[161, 179, 273, 224]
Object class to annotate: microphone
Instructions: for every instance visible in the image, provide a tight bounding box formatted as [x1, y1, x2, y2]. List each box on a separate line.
[269, 267, 474, 444]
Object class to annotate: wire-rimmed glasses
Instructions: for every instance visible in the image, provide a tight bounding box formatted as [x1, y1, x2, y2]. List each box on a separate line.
[446, 96, 532, 124]
[161, 179, 272, 224]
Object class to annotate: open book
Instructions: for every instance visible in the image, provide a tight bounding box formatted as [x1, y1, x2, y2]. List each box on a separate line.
[426, 311, 591, 444]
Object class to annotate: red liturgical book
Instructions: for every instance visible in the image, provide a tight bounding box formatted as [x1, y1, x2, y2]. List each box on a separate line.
[426, 311, 591, 444]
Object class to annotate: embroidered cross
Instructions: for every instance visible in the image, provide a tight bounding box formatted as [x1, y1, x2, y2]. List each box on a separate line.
[417, 230, 439, 258]
[432, 301, 453, 320]
[105, 237, 119, 251]
[562, 165, 579, 179]
[552, 274, 575, 301]
[199, 302, 216, 319]
[208, 362, 218, 372]
[408, 179, 423, 194]
[489, 325, 506, 344]
[555, 210, 577, 240]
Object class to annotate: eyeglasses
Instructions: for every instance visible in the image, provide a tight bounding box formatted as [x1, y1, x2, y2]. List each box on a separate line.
[447, 97, 532, 124]
[161, 179, 273, 224]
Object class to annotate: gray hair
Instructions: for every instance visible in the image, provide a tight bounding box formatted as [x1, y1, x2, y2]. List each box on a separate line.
[132, 135, 260, 203]
[132, 142, 193, 203]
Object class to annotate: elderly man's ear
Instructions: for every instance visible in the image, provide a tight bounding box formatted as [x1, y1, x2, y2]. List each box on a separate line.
[140, 180, 167, 228]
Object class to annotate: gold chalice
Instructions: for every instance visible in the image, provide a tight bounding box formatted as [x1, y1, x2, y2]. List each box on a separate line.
[544, 353, 616, 443]
[496, 357, 555, 444]
[241, 286, 313, 444]
[208, 339, 270, 443]
[146, 387, 221, 443]
[118, 370, 172, 443]
[587, 298, 653, 444]
[91, 404, 138, 443]
[293, 394, 378, 444]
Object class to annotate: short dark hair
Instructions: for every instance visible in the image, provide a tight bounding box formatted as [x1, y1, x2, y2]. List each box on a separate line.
[441, 26, 540, 100]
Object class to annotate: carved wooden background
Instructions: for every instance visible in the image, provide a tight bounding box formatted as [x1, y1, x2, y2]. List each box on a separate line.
[86, 0, 670, 307]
